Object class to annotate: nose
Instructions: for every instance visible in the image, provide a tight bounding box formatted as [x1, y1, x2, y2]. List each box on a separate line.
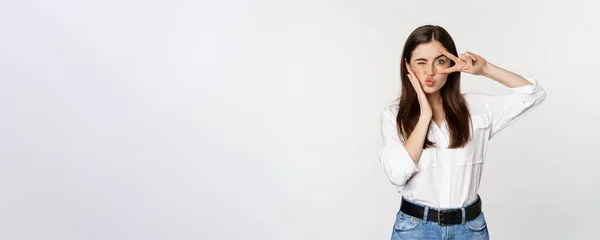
[424, 63, 435, 77]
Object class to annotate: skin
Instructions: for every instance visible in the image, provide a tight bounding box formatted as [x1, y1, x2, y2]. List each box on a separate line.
[401, 41, 534, 164]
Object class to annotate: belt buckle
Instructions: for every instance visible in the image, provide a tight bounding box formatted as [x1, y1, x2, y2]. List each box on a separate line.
[437, 209, 454, 226]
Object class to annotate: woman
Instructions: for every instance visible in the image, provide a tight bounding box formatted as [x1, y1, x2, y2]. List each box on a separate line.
[379, 25, 546, 239]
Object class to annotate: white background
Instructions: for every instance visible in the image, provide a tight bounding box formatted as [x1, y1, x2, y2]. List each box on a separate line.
[1, 0, 599, 239]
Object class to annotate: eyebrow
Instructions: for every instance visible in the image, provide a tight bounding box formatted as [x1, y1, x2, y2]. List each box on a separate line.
[415, 54, 446, 61]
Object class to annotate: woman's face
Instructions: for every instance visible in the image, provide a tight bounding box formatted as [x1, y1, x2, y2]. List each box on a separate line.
[408, 41, 453, 94]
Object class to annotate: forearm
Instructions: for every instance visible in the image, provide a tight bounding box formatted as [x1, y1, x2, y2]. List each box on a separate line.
[481, 62, 533, 88]
[403, 116, 431, 164]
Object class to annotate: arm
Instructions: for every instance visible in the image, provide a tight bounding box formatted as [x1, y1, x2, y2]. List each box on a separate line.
[403, 116, 431, 163]
[402, 60, 433, 164]
[481, 62, 533, 88]
[480, 61, 547, 138]
[379, 107, 429, 187]
[439, 49, 547, 139]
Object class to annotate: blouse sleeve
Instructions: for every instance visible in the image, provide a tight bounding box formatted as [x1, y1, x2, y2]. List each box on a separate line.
[482, 77, 547, 139]
[378, 106, 420, 187]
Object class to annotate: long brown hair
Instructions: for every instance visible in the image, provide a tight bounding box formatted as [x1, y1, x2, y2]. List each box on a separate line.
[397, 25, 472, 149]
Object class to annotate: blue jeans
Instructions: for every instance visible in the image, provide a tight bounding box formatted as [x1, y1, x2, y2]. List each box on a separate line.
[390, 198, 490, 240]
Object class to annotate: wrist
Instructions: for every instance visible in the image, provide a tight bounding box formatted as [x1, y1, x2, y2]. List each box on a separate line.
[419, 114, 432, 122]
[481, 62, 496, 78]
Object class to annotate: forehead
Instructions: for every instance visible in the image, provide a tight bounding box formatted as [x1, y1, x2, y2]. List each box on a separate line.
[412, 41, 447, 59]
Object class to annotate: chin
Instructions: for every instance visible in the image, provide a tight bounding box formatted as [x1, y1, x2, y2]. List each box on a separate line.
[423, 87, 439, 94]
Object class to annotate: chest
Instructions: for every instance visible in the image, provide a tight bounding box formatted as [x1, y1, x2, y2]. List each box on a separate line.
[418, 114, 491, 167]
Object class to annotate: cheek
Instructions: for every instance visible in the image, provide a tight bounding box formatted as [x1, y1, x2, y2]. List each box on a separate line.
[434, 66, 451, 77]
[438, 78, 448, 88]
[412, 65, 424, 72]
[411, 67, 425, 77]
[434, 75, 448, 86]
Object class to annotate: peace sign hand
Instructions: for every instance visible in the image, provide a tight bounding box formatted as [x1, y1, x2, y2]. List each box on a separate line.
[438, 49, 488, 75]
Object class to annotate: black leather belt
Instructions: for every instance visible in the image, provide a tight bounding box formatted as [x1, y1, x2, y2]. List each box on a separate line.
[400, 196, 482, 226]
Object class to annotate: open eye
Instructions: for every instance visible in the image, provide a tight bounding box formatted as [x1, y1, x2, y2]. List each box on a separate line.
[436, 59, 446, 64]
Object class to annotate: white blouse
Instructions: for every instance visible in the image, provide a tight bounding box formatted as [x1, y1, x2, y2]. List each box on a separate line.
[379, 77, 546, 208]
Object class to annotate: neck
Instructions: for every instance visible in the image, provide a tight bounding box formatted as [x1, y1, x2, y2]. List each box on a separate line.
[426, 92, 443, 108]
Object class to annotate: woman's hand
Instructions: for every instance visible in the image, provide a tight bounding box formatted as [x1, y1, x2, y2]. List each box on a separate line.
[405, 60, 432, 119]
[438, 49, 488, 75]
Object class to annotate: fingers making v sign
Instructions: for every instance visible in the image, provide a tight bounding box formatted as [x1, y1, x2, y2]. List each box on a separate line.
[437, 49, 488, 75]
